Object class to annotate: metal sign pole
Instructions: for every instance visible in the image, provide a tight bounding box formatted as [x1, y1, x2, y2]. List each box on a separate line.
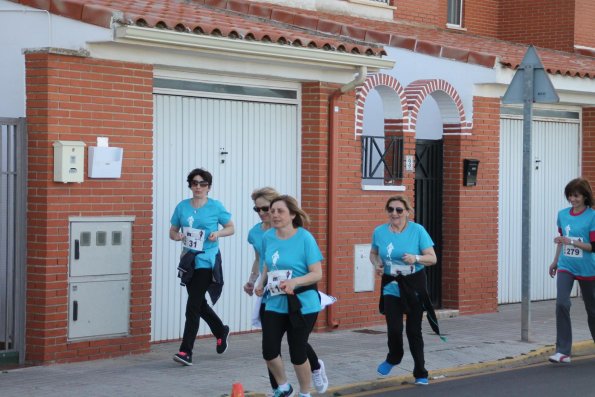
[521, 65, 534, 342]
[502, 45, 559, 343]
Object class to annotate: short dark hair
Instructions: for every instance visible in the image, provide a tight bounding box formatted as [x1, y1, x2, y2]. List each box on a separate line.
[564, 177, 594, 207]
[187, 168, 213, 188]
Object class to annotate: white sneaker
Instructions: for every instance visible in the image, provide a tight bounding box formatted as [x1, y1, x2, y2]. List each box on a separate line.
[548, 352, 571, 363]
[312, 359, 328, 393]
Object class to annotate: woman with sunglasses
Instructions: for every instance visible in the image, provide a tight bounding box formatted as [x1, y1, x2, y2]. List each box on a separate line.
[254, 195, 325, 397]
[548, 177, 595, 364]
[169, 168, 235, 366]
[370, 195, 436, 385]
[244, 189, 328, 396]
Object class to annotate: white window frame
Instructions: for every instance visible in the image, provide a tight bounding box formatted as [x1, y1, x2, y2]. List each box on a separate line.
[446, 0, 464, 28]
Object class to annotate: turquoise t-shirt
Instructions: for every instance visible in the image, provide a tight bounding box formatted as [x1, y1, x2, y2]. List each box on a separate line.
[170, 198, 232, 269]
[247, 222, 267, 274]
[556, 207, 595, 278]
[371, 222, 434, 297]
[262, 227, 323, 315]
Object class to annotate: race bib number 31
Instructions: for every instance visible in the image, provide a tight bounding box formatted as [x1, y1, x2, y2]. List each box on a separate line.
[183, 227, 206, 251]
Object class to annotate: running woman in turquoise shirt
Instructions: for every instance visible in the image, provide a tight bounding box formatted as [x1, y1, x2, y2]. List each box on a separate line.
[169, 168, 235, 366]
[548, 177, 595, 364]
[244, 188, 328, 395]
[370, 195, 437, 386]
[254, 195, 325, 397]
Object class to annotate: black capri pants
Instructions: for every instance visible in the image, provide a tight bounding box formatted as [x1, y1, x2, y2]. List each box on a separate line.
[261, 310, 318, 365]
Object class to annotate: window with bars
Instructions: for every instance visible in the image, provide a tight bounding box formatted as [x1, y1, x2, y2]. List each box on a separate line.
[447, 0, 463, 26]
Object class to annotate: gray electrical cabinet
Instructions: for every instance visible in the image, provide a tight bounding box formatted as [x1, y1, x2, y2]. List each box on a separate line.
[68, 216, 134, 340]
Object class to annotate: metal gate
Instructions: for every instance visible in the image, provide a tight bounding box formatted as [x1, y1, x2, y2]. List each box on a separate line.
[152, 91, 300, 342]
[415, 139, 443, 307]
[0, 118, 26, 365]
[498, 109, 580, 303]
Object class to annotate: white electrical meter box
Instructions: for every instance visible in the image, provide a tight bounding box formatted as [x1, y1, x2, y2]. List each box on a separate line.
[88, 146, 123, 178]
[354, 244, 374, 292]
[68, 216, 134, 340]
[53, 141, 86, 183]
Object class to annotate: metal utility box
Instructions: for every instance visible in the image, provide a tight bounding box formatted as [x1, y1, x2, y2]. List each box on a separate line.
[354, 244, 374, 292]
[53, 141, 86, 183]
[68, 217, 134, 340]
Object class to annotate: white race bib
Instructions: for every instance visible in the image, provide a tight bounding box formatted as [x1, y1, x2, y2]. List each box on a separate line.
[387, 260, 415, 276]
[267, 269, 293, 296]
[182, 227, 206, 251]
[564, 237, 583, 258]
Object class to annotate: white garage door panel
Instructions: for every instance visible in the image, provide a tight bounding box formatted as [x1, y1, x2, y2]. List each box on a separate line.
[498, 117, 580, 304]
[153, 94, 299, 342]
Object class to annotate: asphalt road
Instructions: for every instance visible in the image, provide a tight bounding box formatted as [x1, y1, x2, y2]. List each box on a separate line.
[342, 353, 595, 397]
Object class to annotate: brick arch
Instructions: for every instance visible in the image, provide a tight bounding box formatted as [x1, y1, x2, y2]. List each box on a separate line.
[355, 73, 408, 136]
[405, 79, 472, 134]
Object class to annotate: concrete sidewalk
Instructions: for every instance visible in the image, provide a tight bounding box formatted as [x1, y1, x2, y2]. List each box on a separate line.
[1, 299, 594, 397]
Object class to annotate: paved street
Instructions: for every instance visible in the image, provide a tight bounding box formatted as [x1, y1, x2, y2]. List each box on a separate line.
[0, 299, 593, 397]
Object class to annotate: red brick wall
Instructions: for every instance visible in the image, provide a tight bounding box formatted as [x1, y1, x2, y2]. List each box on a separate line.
[301, 82, 398, 329]
[498, 0, 575, 52]
[583, 107, 595, 181]
[394, 0, 442, 27]
[25, 51, 153, 364]
[575, 0, 595, 50]
[463, 0, 499, 37]
[441, 96, 499, 314]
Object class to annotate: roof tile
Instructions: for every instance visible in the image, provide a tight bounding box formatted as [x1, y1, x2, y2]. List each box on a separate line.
[50, 0, 83, 20]
[81, 3, 114, 28]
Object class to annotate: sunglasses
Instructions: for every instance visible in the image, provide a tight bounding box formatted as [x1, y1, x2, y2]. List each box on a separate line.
[253, 206, 270, 213]
[191, 180, 209, 187]
[387, 206, 405, 214]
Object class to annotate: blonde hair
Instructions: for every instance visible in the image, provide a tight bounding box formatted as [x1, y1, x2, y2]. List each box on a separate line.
[270, 195, 310, 228]
[251, 187, 279, 203]
[385, 195, 414, 217]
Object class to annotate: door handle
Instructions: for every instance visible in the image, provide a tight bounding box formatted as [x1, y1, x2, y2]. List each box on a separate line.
[74, 239, 79, 260]
[73, 300, 78, 321]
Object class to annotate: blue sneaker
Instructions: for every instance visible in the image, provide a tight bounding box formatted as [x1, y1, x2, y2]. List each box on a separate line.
[377, 361, 395, 376]
[273, 385, 294, 397]
[415, 377, 429, 385]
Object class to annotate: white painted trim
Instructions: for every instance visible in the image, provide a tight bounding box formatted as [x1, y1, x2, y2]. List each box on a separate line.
[113, 25, 394, 71]
[361, 184, 407, 191]
[445, 23, 466, 31]
[347, 0, 395, 10]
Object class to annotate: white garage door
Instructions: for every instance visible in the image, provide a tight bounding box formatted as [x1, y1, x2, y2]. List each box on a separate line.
[499, 108, 580, 304]
[152, 85, 299, 342]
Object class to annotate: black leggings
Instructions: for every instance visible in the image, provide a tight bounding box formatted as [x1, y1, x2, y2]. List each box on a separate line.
[384, 295, 428, 379]
[260, 304, 320, 389]
[261, 309, 319, 365]
[179, 268, 225, 355]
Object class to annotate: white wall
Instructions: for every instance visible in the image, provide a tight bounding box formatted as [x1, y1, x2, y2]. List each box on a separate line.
[363, 47, 496, 140]
[0, 1, 111, 117]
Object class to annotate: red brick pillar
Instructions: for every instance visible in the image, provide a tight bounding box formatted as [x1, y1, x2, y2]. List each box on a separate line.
[582, 107, 595, 181]
[25, 51, 153, 363]
[441, 96, 499, 314]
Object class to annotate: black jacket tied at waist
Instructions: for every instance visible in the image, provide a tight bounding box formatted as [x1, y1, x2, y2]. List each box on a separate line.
[286, 283, 319, 328]
[177, 250, 224, 305]
[379, 269, 443, 339]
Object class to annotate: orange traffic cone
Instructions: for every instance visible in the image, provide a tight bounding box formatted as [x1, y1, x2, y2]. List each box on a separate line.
[231, 383, 245, 397]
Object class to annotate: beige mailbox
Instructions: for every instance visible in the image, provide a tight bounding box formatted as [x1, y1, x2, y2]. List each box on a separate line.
[53, 141, 86, 183]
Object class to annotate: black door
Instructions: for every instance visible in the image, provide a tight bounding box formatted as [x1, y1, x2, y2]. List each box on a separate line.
[415, 139, 443, 307]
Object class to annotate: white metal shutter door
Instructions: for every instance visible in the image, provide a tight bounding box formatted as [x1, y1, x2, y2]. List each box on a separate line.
[152, 95, 299, 342]
[498, 117, 580, 304]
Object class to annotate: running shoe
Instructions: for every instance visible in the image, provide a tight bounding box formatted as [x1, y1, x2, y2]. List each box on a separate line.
[173, 351, 192, 366]
[312, 359, 329, 393]
[414, 377, 429, 385]
[272, 385, 294, 397]
[216, 325, 229, 354]
[548, 352, 571, 363]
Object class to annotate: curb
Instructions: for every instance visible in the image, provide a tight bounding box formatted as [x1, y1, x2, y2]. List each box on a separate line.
[243, 339, 594, 397]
